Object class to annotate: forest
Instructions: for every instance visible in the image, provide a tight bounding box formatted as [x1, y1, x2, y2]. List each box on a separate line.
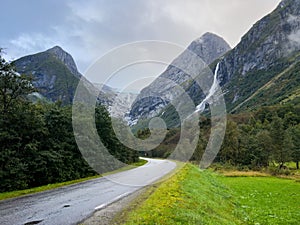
[140, 105, 300, 172]
[0, 52, 138, 192]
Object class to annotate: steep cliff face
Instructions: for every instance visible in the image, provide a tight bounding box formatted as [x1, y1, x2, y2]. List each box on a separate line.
[46, 46, 82, 78]
[14, 47, 81, 103]
[215, 0, 300, 112]
[14, 46, 111, 105]
[130, 0, 300, 128]
[129, 32, 231, 122]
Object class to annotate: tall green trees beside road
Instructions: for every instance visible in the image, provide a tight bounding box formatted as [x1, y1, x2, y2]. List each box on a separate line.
[0, 51, 138, 192]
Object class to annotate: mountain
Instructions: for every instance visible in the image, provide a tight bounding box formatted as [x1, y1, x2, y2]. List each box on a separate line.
[214, 0, 300, 112]
[46, 46, 82, 79]
[186, 32, 232, 65]
[94, 83, 138, 119]
[13, 46, 111, 105]
[130, 0, 300, 128]
[13, 46, 81, 103]
[129, 32, 231, 122]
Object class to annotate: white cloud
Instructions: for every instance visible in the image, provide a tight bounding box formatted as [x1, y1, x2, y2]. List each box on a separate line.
[1, 0, 282, 85]
[6, 33, 56, 61]
[67, 0, 105, 23]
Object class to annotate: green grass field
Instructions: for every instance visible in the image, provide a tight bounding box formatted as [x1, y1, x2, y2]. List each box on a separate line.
[119, 164, 300, 225]
[219, 176, 300, 224]
[119, 164, 243, 224]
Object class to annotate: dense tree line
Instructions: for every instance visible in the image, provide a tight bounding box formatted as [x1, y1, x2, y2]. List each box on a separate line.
[0, 51, 138, 192]
[191, 106, 300, 170]
[138, 105, 300, 171]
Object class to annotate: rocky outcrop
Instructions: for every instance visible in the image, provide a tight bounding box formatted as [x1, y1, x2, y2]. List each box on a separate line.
[14, 46, 111, 105]
[214, 0, 300, 111]
[46, 46, 82, 78]
[130, 0, 300, 126]
[129, 32, 231, 122]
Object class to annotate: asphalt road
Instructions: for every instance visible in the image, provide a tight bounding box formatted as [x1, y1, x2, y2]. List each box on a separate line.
[0, 158, 176, 225]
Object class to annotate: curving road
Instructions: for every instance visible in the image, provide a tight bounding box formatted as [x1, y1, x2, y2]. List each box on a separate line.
[0, 158, 176, 225]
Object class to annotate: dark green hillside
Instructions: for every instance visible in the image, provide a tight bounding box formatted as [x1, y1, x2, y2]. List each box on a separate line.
[231, 54, 300, 112]
[0, 53, 139, 192]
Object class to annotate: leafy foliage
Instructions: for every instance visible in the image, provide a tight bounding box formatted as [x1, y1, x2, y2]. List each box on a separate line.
[0, 53, 138, 192]
[144, 104, 300, 171]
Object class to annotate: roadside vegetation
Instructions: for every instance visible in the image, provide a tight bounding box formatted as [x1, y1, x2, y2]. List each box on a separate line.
[116, 163, 300, 225]
[0, 51, 139, 193]
[117, 164, 243, 224]
[0, 175, 102, 201]
[0, 159, 147, 201]
[137, 105, 300, 173]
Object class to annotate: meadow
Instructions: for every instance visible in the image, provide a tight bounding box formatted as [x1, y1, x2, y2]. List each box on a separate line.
[219, 176, 300, 224]
[117, 164, 300, 225]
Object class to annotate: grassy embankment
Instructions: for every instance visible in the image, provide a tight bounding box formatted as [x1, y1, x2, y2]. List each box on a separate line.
[0, 159, 147, 201]
[116, 163, 300, 225]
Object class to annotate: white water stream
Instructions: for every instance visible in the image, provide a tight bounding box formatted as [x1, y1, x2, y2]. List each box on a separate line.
[195, 62, 220, 113]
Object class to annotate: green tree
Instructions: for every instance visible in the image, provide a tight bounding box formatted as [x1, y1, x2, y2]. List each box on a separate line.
[255, 130, 273, 167]
[0, 50, 34, 115]
[290, 124, 300, 169]
[219, 121, 240, 165]
[270, 116, 289, 167]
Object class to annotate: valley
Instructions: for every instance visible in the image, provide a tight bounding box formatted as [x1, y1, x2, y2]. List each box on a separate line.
[0, 0, 300, 224]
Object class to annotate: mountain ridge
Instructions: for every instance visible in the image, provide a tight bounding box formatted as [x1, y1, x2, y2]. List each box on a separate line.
[129, 32, 231, 122]
[14, 47, 80, 103]
[131, 0, 300, 127]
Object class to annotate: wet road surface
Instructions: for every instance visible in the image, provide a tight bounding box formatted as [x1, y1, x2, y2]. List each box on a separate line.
[0, 158, 176, 225]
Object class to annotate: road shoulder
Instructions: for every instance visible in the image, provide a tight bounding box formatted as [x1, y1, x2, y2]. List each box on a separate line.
[81, 187, 147, 225]
[82, 160, 182, 225]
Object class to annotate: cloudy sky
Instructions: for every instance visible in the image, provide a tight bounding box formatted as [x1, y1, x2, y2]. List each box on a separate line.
[0, 0, 281, 89]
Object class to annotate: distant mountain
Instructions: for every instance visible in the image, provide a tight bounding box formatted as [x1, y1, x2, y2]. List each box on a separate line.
[130, 0, 300, 128]
[187, 32, 232, 65]
[94, 83, 138, 119]
[129, 32, 231, 122]
[93, 83, 118, 96]
[13, 46, 81, 103]
[13, 46, 111, 105]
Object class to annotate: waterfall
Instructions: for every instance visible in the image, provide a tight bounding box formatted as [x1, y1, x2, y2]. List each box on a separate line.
[195, 62, 220, 113]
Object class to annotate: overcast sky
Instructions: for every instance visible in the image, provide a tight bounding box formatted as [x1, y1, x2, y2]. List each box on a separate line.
[0, 0, 281, 90]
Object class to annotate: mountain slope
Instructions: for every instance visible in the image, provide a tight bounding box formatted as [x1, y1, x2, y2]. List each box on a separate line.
[131, 0, 300, 128]
[129, 32, 231, 122]
[215, 0, 300, 112]
[14, 47, 80, 103]
[14, 46, 111, 105]
[166, 0, 300, 120]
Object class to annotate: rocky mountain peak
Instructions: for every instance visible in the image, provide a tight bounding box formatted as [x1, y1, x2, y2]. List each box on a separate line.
[187, 32, 231, 65]
[46, 46, 81, 78]
[129, 32, 231, 122]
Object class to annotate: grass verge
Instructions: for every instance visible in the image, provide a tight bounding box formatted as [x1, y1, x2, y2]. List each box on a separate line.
[116, 164, 300, 224]
[0, 175, 101, 201]
[115, 164, 243, 224]
[0, 159, 148, 201]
